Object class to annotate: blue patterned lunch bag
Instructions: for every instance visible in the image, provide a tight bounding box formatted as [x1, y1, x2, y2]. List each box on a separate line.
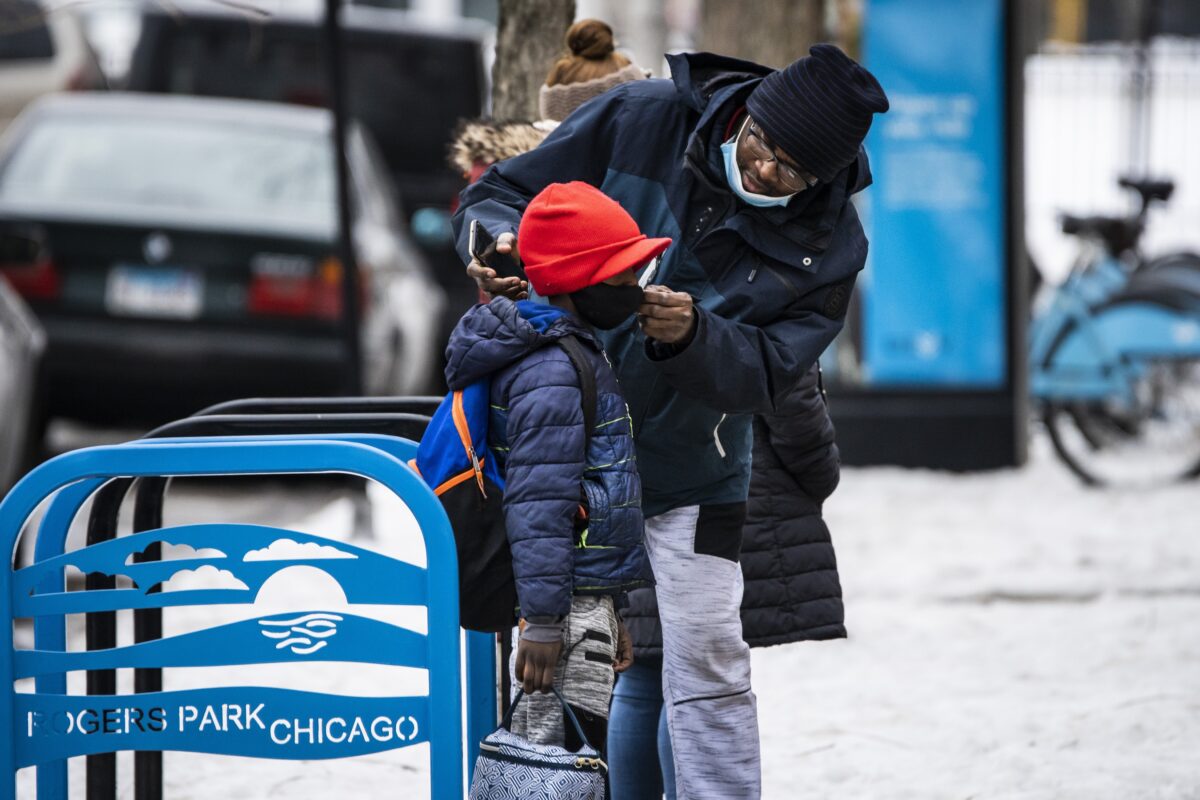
[469, 689, 606, 799]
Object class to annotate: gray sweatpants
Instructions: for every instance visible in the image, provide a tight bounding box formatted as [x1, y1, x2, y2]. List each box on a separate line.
[646, 505, 761, 799]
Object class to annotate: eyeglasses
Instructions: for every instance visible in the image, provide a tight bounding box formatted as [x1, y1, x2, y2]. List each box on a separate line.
[743, 120, 819, 193]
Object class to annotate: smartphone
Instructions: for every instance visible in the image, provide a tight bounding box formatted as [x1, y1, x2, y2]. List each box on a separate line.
[469, 219, 523, 281]
[638, 256, 660, 289]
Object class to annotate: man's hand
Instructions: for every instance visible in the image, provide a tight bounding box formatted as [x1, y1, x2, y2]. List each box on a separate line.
[466, 231, 528, 301]
[614, 618, 634, 673]
[638, 286, 696, 345]
[515, 638, 562, 694]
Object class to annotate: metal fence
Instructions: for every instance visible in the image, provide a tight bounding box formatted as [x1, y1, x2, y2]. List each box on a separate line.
[1025, 38, 1200, 282]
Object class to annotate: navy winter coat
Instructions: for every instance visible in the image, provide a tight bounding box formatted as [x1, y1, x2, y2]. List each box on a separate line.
[453, 52, 873, 517]
[444, 298, 650, 619]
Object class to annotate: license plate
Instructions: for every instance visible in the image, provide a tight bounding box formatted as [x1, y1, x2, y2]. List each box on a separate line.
[105, 266, 203, 319]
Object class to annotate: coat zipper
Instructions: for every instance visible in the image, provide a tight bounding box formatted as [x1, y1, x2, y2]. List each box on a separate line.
[478, 743, 607, 773]
[451, 390, 487, 498]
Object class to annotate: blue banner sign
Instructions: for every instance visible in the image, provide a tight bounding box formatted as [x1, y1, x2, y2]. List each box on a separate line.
[860, 0, 1007, 387]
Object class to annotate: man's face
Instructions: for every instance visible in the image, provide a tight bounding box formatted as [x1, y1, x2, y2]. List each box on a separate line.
[734, 116, 819, 196]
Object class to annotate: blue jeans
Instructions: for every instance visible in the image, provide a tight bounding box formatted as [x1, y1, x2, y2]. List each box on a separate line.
[608, 659, 676, 800]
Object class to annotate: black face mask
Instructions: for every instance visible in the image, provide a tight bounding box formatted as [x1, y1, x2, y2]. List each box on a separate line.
[570, 283, 644, 330]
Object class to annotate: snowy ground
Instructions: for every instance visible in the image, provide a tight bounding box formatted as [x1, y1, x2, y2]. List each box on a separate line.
[13, 434, 1200, 798]
[760, 436, 1199, 799]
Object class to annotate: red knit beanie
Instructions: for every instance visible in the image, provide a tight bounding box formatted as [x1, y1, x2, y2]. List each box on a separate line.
[519, 182, 672, 296]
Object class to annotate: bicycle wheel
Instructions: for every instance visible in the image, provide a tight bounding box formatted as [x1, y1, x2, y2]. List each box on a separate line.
[1042, 356, 1200, 487]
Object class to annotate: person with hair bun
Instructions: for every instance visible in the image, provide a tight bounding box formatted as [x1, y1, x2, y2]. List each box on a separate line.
[540, 19, 649, 123]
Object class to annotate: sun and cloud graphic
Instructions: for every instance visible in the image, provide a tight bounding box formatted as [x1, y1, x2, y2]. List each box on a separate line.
[16, 524, 426, 663]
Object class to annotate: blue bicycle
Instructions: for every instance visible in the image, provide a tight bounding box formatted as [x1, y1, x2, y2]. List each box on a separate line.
[1031, 177, 1200, 486]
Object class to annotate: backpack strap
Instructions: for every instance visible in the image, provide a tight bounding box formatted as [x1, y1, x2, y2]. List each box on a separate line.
[557, 334, 598, 445]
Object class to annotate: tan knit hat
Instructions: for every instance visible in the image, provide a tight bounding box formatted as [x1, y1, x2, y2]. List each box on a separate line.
[538, 62, 648, 122]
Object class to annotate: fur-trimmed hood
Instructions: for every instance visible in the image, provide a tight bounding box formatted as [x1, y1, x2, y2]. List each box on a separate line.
[447, 119, 555, 176]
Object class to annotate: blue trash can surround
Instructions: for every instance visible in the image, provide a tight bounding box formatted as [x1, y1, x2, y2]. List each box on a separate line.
[0, 436, 489, 799]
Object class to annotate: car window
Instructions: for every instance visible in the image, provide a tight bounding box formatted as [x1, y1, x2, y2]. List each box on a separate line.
[0, 113, 336, 230]
[0, 2, 56, 61]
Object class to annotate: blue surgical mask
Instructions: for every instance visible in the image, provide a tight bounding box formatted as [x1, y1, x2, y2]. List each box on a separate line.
[721, 137, 796, 208]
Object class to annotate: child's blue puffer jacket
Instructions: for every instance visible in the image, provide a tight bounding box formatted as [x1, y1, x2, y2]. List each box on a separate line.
[444, 297, 650, 619]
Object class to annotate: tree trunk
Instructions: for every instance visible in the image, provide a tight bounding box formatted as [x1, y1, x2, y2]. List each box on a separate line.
[698, 0, 826, 69]
[492, 0, 577, 122]
[834, 0, 862, 60]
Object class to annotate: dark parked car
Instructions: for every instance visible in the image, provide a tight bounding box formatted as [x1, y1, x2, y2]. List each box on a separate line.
[0, 93, 444, 425]
[0, 278, 43, 492]
[125, 3, 488, 349]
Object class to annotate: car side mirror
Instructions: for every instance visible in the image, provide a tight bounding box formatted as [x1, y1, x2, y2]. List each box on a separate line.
[410, 208, 455, 249]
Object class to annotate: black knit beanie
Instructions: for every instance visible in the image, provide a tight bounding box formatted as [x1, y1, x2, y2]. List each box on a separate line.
[745, 44, 889, 184]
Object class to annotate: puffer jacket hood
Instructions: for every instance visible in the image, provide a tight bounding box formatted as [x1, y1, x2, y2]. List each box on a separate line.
[445, 298, 585, 389]
[444, 298, 650, 618]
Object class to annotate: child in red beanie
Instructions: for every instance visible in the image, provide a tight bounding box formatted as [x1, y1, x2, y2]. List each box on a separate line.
[445, 182, 671, 752]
